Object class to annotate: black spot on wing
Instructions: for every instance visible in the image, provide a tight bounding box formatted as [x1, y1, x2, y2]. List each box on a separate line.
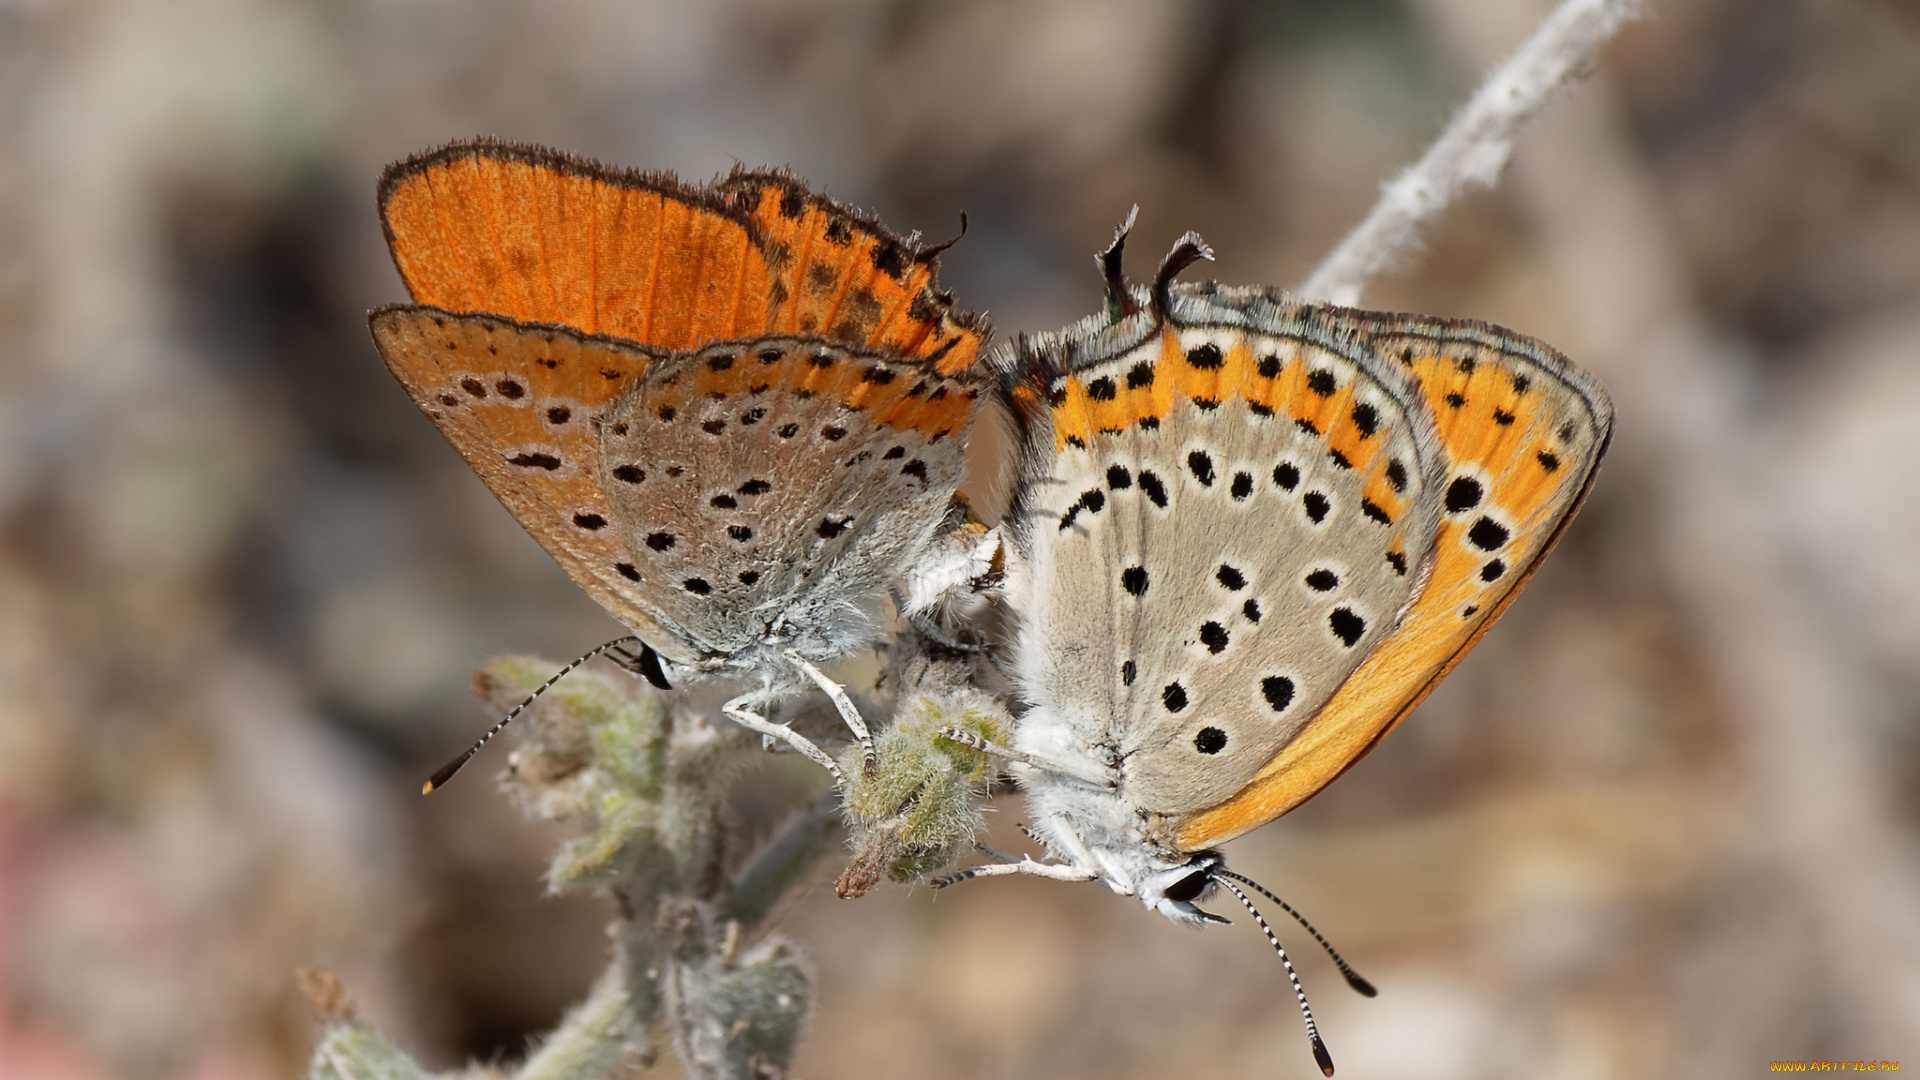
[1468, 517, 1510, 550]
[1188, 451, 1214, 486]
[1329, 607, 1366, 647]
[1199, 622, 1229, 654]
[1385, 460, 1407, 492]
[1445, 476, 1483, 513]
[1262, 676, 1294, 712]
[1303, 492, 1330, 523]
[1162, 682, 1189, 712]
[1139, 470, 1169, 508]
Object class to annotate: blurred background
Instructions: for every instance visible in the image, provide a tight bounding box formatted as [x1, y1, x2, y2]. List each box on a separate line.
[2, 0, 1918, 1076]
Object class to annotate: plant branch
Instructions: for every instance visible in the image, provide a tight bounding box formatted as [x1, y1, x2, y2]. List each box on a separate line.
[1297, 0, 1643, 306]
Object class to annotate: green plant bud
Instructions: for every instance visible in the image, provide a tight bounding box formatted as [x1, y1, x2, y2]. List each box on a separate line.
[834, 686, 1010, 896]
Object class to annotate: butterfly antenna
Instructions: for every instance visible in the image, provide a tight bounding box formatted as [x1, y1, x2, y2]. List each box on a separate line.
[1214, 876, 1336, 1077]
[916, 211, 968, 262]
[1216, 869, 1377, 997]
[1099, 205, 1141, 317]
[421, 635, 644, 794]
[1148, 231, 1214, 323]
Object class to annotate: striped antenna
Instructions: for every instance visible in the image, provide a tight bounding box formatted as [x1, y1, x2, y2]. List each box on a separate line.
[1215, 868, 1377, 997]
[1214, 875, 1336, 1077]
[422, 636, 647, 794]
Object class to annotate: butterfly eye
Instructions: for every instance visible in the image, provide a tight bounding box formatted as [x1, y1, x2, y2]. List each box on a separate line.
[1161, 869, 1211, 904]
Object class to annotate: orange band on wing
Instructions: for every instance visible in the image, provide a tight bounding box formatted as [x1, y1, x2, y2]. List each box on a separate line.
[1048, 332, 1406, 521]
[640, 344, 975, 438]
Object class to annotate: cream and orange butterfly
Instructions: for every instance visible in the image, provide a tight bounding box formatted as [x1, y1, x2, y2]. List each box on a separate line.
[941, 220, 1611, 1075]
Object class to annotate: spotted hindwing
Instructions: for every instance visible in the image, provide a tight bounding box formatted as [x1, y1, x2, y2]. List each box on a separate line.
[1168, 307, 1612, 850]
[1007, 287, 1449, 817]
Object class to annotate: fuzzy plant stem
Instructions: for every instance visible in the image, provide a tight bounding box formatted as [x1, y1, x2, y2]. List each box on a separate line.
[722, 790, 844, 929]
[516, 959, 652, 1080]
[1296, 0, 1643, 306]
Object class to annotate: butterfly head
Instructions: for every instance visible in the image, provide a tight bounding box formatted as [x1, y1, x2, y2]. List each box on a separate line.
[1138, 850, 1233, 925]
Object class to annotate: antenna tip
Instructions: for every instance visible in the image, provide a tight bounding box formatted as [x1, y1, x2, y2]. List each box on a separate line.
[1312, 1036, 1335, 1076]
[424, 753, 469, 794]
[1346, 972, 1378, 998]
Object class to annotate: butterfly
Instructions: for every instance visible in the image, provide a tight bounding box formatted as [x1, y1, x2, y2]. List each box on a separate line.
[939, 218, 1612, 1074]
[367, 139, 992, 784]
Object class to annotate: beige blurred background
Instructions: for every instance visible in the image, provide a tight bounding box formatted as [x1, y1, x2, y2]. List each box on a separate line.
[2, 0, 1918, 1077]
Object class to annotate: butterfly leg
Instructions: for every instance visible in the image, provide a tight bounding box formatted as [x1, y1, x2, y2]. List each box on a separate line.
[721, 695, 845, 785]
[932, 857, 1098, 888]
[935, 725, 1115, 789]
[781, 649, 877, 778]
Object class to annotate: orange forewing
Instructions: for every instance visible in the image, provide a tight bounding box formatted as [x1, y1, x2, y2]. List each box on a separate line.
[379, 141, 776, 354]
[1167, 321, 1611, 851]
[724, 173, 986, 374]
[379, 142, 986, 378]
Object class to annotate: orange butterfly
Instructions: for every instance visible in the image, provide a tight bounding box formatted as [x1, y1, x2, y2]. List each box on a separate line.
[369, 140, 991, 785]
